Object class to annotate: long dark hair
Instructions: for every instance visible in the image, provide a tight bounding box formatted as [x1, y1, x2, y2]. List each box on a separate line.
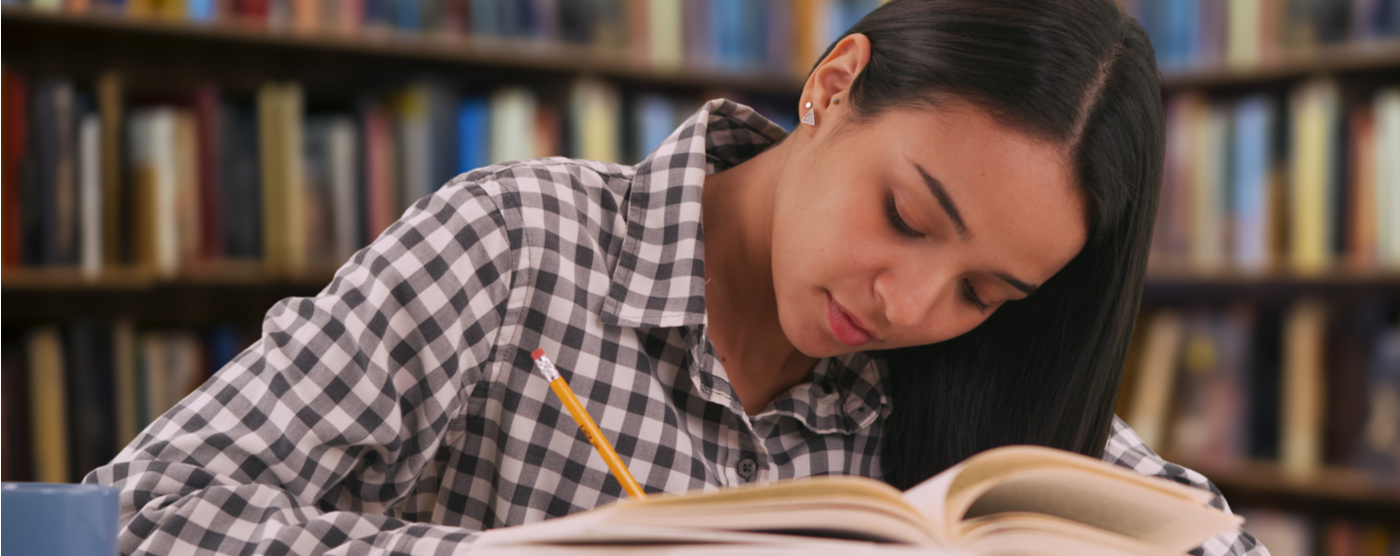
[808, 0, 1164, 489]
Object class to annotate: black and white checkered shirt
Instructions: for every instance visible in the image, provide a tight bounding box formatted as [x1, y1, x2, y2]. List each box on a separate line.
[87, 98, 1265, 556]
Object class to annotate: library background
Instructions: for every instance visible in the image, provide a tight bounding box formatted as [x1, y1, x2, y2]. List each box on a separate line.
[1, 0, 1398, 554]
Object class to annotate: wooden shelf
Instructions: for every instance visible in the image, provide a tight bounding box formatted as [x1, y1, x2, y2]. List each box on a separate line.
[1, 263, 337, 290]
[1142, 270, 1400, 303]
[1160, 40, 1400, 90]
[0, 7, 807, 95]
[1173, 458, 1400, 519]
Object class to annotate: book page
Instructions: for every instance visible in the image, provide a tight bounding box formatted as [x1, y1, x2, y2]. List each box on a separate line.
[900, 460, 969, 533]
[902, 446, 1233, 551]
[956, 469, 1241, 553]
[478, 476, 948, 547]
[958, 512, 1179, 556]
[610, 497, 941, 544]
[943, 446, 1211, 508]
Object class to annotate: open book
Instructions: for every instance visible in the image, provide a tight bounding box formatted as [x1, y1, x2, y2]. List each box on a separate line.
[476, 445, 1244, 555]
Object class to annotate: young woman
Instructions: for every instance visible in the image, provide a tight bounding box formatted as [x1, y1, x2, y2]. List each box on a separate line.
[89, 0, 1264, 554]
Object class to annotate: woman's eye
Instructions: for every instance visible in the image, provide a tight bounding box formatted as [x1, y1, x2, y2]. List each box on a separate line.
[885, 194, 923, 239]
[962, 279, 990, 314]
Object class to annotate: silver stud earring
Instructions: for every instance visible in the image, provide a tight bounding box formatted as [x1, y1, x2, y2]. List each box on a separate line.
[801, 101, 816, 126]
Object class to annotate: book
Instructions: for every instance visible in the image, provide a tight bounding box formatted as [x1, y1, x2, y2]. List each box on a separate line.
[2, 334, 34, 481]
[3, 67, 28, 267]
[569, 78, 621, 163]
[1347, 103, 1376, 270]
[27, 326, 69, 484]
[488, 86, 537, 165]
[1359, 322, 1400, 483]
[1230, 94, 1273, 271]
[632, 93, 676, 162]
[193, 83, 224, 262]
[63, 318, 117, 482]
[302, 116, 339, 268]
[1287, 79, 1340, 274]
[455, 95, 489, 174]
[79, 111, 102, 278]
[1189, 101, 1228, 272]
[393, 83, 433, 211]
[647, 0, 682, 70]
[1377, 88, 1400, 269]
[173, 111, 201, 271]
[326, 116, 359, 263]
[362, 97, 397, 243]
[97, 72, 125, 267]
[257, 81, 306, 275]
[1124, 310, 1185, 450]
[1281, 299, 1326, 476]
[474, 445, 1244, 556]
[1245, 305, 1283, 460]
[127, 107, 182, 276]
[1170, 308, 1253, 467]
[220, 97, 263, 259]
[112, 319, 140, 448]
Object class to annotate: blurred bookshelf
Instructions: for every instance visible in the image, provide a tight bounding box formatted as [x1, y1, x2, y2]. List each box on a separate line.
[1124, 1, 1400, 553]
[1, 0, 890, 487]
[0, 6, 809, 94]
[3, 0, 1400, 553]
[1159, 39, 1400, 91]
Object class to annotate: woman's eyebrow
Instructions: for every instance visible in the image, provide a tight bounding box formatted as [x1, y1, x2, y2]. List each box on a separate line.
[910, 161, 1038, 297]
[911, 162, 971, 241]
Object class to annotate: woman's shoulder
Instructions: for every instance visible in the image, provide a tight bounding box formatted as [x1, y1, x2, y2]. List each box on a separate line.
[437, 156, 635, 235]
[417, 156, 637, 292]
[448, 156, 634, 207]
[1104, 416, 1228, 509]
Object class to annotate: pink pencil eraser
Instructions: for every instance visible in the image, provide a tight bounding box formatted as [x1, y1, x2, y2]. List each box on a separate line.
[531, 348, 545, 360]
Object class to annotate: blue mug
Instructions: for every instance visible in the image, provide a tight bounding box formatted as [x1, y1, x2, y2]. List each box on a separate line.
[2, 483, 119, 556]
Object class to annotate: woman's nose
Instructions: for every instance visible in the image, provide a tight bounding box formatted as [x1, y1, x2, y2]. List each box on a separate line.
[877, 267, 946, 329]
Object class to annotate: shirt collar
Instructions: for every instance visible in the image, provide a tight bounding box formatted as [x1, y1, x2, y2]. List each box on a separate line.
[599, 98, 788, 328]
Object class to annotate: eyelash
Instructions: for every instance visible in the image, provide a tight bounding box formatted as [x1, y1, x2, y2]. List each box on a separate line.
[885, 194, 923, 239]
[962, 279, 990, 314]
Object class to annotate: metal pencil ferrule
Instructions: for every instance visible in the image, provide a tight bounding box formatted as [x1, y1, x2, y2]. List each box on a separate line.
[533, 353, 561, 382]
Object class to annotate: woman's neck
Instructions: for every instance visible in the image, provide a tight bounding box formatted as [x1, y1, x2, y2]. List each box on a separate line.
[701, 141, 819, 415]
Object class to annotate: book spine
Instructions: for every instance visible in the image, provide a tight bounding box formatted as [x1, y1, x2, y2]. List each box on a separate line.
[195, 84, 225, 262]
[2, 69, 29, 268]
[112, 318, 140, 449]
[79, 112, 102, 278]
[27, 326, 70, 484]
[1281, 300, 1326, 476]
[1378, 89, 1400, 269]
[98, 72, 125, 267]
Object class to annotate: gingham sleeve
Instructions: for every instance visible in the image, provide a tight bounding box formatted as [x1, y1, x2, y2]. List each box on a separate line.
[1103, 417, 1271, 556]
[84, 175, 519, 555]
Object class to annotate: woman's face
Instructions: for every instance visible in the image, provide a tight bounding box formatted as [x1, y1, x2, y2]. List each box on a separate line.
[771, 99, 1087, 358]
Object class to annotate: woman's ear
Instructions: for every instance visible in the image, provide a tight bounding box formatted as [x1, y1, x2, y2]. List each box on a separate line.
[804, 33, 871, 113]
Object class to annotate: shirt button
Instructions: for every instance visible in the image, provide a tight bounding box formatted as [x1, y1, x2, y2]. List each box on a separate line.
[737, 458, 758, 481]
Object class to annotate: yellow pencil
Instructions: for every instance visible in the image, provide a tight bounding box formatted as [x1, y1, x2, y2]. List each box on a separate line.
[530, 348, 648, 500]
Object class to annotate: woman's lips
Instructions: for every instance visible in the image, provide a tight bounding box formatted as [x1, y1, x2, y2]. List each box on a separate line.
[827, 292, 873, 347]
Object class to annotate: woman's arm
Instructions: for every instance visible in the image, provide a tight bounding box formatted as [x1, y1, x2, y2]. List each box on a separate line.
[84, 176, 519, 555]
[1104, 417, 1269, 556]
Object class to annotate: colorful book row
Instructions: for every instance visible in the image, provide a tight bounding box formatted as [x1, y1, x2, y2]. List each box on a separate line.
[3, 0, 887, 78]
[0, 70, 800, 277]
[1121, 300, 1400, 484]
[1150, 80, 1400, 274]
[1123, 0, 1400, 72]
[0, 320, 251, 483]
[1237, 510, 1396, 556]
